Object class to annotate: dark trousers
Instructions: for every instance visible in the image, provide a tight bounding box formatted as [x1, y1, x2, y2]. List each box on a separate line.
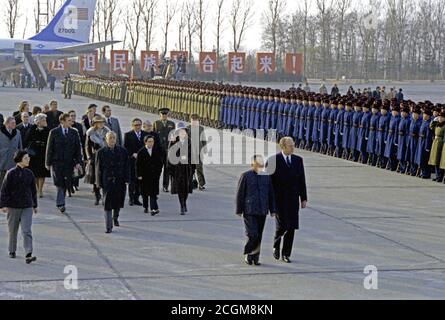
[274, 227, 295, 258]
[128, 160, 140, 200]
[0, 170, 7, 187]
[335, 146, 343, 158]
[178, 193, 189, 209]
[360, 151, 369, 164]
[434, 166, 444, 182]
[162, 160, 170, 190]
[243, 215, 266, 260]
[195, 163, 206, 187]
[105, 209, 120, 231]
[143, 195, 159, 211]
[369, 153, 378, 166]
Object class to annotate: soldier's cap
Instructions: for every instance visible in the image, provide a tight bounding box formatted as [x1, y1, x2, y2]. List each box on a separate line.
[440, 111, 445, 117]
[159, 108, 170, 114]
[412, 107, 422, 114]
[423, 108, 433, 116]
[391, 106, 400, 112]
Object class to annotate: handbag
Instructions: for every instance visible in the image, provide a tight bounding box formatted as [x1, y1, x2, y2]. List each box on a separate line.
[73, 163, 85, 179]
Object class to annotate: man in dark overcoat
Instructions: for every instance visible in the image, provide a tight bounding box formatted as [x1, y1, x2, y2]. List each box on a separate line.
[136, 135, 164, 215]
[267, 137, 308, 264]
[124, 118, 149, 206]
[45, 114, 83, 213]
[96, 132, 130, 233]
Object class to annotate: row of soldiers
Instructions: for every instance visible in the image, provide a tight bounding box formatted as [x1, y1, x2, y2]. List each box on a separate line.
[69, 76, 445, 183]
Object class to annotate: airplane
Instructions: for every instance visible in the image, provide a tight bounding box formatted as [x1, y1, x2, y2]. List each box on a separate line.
[0, 0, 119, 81]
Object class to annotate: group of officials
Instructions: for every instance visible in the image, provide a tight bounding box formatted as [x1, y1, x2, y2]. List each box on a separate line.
[0, 100, 210, 263]
[72, 76, 445, 183]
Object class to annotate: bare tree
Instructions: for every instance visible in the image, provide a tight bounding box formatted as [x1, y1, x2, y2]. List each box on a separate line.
[262, 0, 286, 55]
[194, 0, 207, 52]
[230, 0, 254, 52]
[215, 0, 225, 65]
[161, 0, 178, 57]
[185, 1, 196, 61]
[4, 0, 20, 38]
[125, 0, 144, 68]
[177, 3, 187, 51]
[143, 0, 157, 51]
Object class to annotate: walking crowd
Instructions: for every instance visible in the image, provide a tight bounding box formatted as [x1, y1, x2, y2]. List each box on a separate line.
[0, 100, 209, 263]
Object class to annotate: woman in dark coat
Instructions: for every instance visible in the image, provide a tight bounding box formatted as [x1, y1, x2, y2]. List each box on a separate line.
[137, 135, 164, 215]
[85, 116, 110, 205]
[168, 126, 196, 215]
[96, 132, 130, 233]
[24, 114, 50, 198]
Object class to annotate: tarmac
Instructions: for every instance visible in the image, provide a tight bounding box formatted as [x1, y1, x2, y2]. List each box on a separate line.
[0, 87, 444, 300]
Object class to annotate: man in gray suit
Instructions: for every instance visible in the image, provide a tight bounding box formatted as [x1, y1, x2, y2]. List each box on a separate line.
[102, 106, 123, 146]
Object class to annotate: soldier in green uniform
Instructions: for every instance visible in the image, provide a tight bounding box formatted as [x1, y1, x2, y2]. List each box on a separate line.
[154, 108, 177, 192]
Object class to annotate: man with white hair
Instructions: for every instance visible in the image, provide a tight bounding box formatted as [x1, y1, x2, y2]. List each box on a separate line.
[267, 137, 308, 264]
[0, 117, 23, 187]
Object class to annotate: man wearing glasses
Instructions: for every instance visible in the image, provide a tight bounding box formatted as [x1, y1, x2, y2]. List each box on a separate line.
[124, 118, 148, 206]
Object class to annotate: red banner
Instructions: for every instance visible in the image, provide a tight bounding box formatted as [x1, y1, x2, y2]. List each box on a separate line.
[228, 52, 246, 74]
[199, 52, 217, 74]
[48, 59, 68, 72]
[141, 51, 159, 73]
[110, 50, 129, 74]
[79, 51, 98, 73]
[284, 53, 303, 76]
[256, 53, 276, 75]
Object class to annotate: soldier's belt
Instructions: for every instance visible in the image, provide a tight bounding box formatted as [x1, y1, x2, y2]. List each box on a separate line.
[370, 128, 376, 131]
[419, 135, 425, 138]
[353, 125, 359, 128]
[389, 130, 394, 133]
[410, 134, 418, 137]
[398, 133, 405, 136]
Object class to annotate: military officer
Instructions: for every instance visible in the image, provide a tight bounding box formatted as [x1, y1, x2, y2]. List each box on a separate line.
[154, 108, 176, 192]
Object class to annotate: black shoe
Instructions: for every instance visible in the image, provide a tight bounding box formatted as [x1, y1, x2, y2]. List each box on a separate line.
[134, 200, 143, 206]
[273, 249, 280, 260]
[105, 229, 112, 234]
[129, 200, 134, 207]
[26, 256, 37, 264]
[58, 206, 66, 214]
[151, 210, 159, 217]
[199, 186, 206, 191]
[244, 256, 253, 266]
[144, 208, 149, 214]
[9, 252, 16, 259]
[180, 208, 186, 216]
[163, 187, 169, 193]
[282, 256, 291, 263]
[74, 186, 80, 191]
[114, 220, 120, 227]
[253, 257, 261, 266]
[94, 199, 100, 206]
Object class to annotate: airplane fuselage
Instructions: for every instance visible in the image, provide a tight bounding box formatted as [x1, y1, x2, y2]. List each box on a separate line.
[0, 38, 79, 58]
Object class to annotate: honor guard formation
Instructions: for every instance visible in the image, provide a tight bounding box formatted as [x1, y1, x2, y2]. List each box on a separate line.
[70, 75, 445, 182]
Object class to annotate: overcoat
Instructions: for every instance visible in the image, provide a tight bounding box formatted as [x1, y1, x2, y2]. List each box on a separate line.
[267, 153, 308, 230]
[95, 146, 130, 211]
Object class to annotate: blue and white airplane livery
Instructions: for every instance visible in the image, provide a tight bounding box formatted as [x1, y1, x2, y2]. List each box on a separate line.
[0, 0, 119, 71]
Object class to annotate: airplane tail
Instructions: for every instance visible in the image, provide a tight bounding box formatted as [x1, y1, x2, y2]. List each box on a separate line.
[29, 0, 97, 43]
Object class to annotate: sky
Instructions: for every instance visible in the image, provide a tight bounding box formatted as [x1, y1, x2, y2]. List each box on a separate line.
[0, 0, 367, 53]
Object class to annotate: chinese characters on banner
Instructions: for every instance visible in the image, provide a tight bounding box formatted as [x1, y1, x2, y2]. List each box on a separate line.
[79, 51, 98, 74]
[48, 59, 68, 73]
[284, 53, 303, 76]
[256, 53, 276, 75]
[110, 50, 129, 75]
[141, 51, 159, 73]
[170, 51, 188, 63]
[199, 52, 217, 74]
[228, 52, 246, 74]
